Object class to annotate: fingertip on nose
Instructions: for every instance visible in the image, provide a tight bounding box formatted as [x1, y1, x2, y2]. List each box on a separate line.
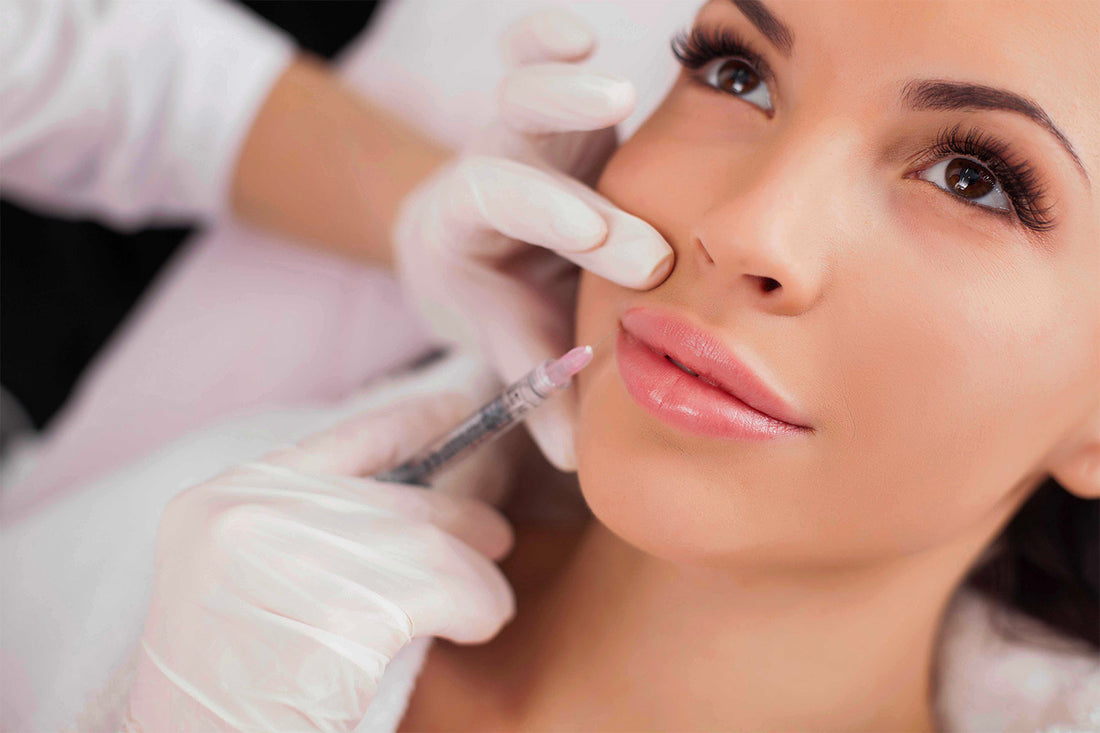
[615, 239, 674, 290]
[643, 250, 675, 289]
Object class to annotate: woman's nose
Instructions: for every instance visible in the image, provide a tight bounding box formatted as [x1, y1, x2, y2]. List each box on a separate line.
[690, 132, 852, 317]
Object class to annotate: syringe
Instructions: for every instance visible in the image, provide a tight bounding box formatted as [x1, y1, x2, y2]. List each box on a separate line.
[373, 344, 595, 487]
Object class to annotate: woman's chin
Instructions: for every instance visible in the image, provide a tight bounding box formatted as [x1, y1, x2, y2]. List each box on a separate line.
[575, 368, 756, 566]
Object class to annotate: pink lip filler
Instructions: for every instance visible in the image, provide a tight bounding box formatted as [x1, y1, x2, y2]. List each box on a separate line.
[374, 345, 595, 487]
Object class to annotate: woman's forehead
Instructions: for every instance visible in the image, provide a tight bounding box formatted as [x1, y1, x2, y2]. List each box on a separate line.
[695, 0, 1100, 181]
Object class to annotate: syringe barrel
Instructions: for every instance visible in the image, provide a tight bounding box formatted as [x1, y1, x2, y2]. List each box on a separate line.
[374, 360, 557, 486]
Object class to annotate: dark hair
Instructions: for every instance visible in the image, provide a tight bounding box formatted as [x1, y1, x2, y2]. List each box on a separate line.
[966, 476, 1099, 650]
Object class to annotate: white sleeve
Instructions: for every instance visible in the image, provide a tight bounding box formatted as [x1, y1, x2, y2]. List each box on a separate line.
[0, 0, 294, 227]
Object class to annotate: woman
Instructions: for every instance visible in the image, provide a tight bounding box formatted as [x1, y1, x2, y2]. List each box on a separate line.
[106, 0, 1096, 729]
[398, 0, 1100, 730]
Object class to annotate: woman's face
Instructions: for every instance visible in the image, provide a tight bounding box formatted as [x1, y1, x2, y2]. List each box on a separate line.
[574, 0, 1099, 569]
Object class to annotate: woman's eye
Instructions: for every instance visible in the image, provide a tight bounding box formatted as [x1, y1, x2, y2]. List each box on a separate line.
[699, 57, 773, 112]
[917, 157, 1010, 213]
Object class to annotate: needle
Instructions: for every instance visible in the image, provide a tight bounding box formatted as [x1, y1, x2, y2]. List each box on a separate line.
[590, 326, 620, 355]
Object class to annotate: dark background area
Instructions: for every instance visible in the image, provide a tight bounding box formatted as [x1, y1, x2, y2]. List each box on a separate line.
[0, 1, 381, 430]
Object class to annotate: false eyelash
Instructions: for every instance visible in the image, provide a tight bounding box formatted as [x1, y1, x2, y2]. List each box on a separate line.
[921, 124, 1055, 233]
[672, 29, 1056, 234]
[671, 26, 773, 84]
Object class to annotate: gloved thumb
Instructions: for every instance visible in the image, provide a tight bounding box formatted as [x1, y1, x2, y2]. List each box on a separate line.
[262, 393, 471, 476]
[488, 322, 581, 472]
[525, 393, 580, 472]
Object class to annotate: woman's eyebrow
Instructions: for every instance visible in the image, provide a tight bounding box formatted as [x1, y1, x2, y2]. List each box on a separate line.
[901, 79, 1089, 182]
[727, 0, 1089, 183]
[730, 0, 794, 56]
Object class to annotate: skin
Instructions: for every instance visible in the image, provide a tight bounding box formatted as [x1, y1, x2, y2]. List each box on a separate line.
[232, 57, 449, 266]
[401, 1, 1099, 730]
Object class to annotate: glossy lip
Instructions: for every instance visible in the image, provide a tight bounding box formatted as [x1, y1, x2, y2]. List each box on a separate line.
[618, 308, 812, 432]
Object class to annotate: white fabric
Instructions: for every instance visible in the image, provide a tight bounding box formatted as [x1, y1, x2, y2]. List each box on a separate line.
[935, 590, 1100, 732]
[0, 0, 294, 226]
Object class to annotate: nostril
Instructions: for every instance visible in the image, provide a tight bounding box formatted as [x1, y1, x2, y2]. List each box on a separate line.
[761, 277, 781, 293]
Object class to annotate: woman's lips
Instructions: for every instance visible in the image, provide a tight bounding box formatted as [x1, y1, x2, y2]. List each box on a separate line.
[615, 308, 811, 441]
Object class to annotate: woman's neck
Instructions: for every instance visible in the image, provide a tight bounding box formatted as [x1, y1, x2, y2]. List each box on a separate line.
[468, 517, 991, 732]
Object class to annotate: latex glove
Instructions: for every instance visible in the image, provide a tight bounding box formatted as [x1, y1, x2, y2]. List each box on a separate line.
[125, 393, 514, 732]
[395, 9, 674, 472]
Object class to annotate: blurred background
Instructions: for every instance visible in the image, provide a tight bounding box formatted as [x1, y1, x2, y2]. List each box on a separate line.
[1, 0, 381, 441]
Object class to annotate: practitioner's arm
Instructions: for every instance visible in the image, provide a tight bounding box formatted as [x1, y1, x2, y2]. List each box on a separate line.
[231, 56, 449, 268]
[0, 0, 444, 266]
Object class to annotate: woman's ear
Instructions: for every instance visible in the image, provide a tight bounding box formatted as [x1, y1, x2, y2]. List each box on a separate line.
[1049, 410, 1100, 499]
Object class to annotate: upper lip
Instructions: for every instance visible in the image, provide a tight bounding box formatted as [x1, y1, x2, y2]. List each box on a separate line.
[620, 308, 811, 429]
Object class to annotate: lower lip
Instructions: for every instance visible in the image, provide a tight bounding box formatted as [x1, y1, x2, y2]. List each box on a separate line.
[615, 329, 805, 441]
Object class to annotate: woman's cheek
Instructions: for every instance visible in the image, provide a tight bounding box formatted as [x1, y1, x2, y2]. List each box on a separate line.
[594, 137, 659, 217]
[595, 110, 720, 232]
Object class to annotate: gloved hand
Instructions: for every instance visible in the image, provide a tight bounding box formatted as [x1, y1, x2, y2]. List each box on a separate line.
[395, 9, 674, 472]
[125, 393, 515, 732]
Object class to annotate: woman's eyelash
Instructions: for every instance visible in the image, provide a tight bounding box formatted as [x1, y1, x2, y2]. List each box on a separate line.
[671, 29, 1054, 234]
[920, 124, 1054, 232]
[671, 26, 772, 83]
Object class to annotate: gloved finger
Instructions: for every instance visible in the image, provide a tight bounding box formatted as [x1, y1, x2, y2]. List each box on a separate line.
[542, 172, 676, 290]
[437, 157, 674, 288]
[216, 469, 515, 560]
[534, 126, 620, 187]
[262, 393, 471, 476]
[231, 511, 516, 644]
[221, 553, 411, 682]
[144, 586, 388, 728]
[501, 8, 595, 67]
[497, 64, 636, 134]
[391, 524, 517, 643]
[220, 621, 385, 725]
[523, 388, 579, 471]
[436, 156, 608, 255]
